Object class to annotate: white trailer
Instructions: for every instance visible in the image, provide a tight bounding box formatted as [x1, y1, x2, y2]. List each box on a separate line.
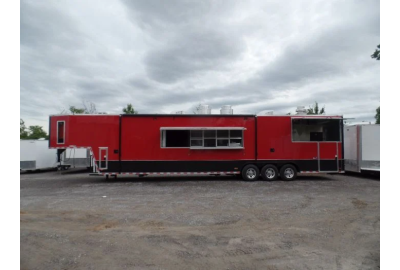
[20, 139, 58, 171]
[20, 140, 92, 171]
[344, 124, 380, 173]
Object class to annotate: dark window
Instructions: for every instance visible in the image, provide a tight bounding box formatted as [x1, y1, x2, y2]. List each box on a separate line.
[230, 138, 242, 147]
[57, 121, 65, 144]
[162, 128, 244, 148]
[230, 130, 242, 137]
[165, 130, 190, 147]
[204, 130, 216, 137]
[190, 139, 202, 147]
[204, 139, 216, 147]
[310, 132, 323, 141]
[292, 119, 341, 142]
[190, 130, 202, 138]
[217, 139, 229, 146]
[217, 130, 229, 137]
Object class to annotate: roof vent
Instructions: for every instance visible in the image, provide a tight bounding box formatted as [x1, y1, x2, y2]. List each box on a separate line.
[220, 105, 233, 114]
[295, 106, 307, 115]
[198, 105, 211, 114]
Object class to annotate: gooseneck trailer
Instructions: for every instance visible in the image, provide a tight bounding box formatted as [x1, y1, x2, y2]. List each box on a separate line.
[48, 112, 344, 180]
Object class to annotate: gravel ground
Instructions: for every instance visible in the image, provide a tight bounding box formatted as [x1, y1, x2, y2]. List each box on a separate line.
[20, 170, 380, 270]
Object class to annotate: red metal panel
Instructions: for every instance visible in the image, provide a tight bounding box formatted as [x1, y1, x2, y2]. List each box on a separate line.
[49, 116, 69, 147]
[337, 142, 343, 159]
[49, 115, 120, 161]
[319, 142, 338, 159]
[120, 116, 256, 161]
[256, 116, 319, 160]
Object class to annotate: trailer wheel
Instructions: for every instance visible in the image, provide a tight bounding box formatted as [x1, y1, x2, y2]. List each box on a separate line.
[242, 165, 260, 181]
[280, 164, 297, 181]
[261, 164, 279, 181]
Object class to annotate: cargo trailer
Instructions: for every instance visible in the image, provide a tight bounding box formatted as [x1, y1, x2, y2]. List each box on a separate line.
[344, 124, 380, 173]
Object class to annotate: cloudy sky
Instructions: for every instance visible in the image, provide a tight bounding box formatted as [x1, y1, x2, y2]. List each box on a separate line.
[21, 0, 380, 130]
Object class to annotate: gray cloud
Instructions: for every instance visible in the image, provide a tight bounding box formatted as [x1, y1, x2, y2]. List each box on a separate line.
[21, 0, 379, 131]
[144, 29, 245, 83]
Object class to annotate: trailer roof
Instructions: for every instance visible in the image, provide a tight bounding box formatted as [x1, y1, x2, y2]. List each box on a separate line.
[50, 113, 343, 117]
[121, 114, 255, 117]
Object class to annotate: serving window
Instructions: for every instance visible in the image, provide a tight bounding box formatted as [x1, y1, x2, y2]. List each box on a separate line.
[161, 127, 244, 149]
[292, 119, 341, 142]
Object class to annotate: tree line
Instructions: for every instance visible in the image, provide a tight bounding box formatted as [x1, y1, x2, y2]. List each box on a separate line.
[20, 119, 48, 139]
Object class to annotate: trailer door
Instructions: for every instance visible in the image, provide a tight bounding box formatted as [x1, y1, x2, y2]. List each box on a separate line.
[318, 142, 339, 172]
[99, 147, 108, 170]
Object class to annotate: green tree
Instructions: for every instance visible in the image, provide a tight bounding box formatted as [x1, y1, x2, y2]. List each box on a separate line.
[27, 126, 48, 139]
[122, 103, 138, 114]
[66, 101, 99, 114]
[69, 106, 85, 114]
[375, 106, 380, 124]
[307, 102, 325, 115]
[371, 44, 380, 60]
[20, 119, 29, 139]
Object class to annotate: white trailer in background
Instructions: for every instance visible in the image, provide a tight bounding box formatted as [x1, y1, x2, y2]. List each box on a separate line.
[20, 140, 92, 171]
[60, 148, 92, 169]
[344, 124, 380, 173]
[20, 139, 58, 171]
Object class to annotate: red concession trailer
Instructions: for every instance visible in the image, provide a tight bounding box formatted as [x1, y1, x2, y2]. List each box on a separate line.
[49, 114, 344, 180]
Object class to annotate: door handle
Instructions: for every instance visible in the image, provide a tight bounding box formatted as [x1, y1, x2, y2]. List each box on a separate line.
[313, 157, 318, 159]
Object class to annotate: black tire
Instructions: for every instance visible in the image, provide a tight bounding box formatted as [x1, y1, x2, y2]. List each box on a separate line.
[242, 165, 260, 181]
[279, 164, 297, 181]
[261, 164, 279, 181]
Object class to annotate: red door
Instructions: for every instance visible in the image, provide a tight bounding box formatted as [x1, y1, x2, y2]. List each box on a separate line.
[319, 142, 339, 172]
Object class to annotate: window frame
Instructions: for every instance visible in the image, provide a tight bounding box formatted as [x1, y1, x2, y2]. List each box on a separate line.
[57, 121, 65, 144]
[160, 127, 245, 149]
[291, 118, 342, 143]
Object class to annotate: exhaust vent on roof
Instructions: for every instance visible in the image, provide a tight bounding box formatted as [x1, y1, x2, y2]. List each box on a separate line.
[198, 105, 211, 114]
[220, 105, 233, 114]
[295, 106, 307, 115]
